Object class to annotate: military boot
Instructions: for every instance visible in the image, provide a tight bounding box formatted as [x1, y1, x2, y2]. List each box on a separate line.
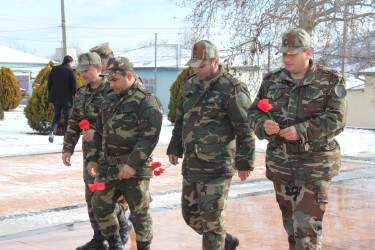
[225, 233, 239, 250]
[107, 233, 124, 250]
[76, 230, 108, 250]
[136, 243, 150, 250]
[118, 212, 132, 245]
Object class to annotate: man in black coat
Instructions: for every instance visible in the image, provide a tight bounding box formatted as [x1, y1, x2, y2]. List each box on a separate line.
[48, 55, 78, 143]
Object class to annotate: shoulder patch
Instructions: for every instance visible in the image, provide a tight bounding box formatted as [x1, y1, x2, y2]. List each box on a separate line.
[237, 92, 249, 105]
[263, 67, 283, 80]
[334, 85, 347, 98]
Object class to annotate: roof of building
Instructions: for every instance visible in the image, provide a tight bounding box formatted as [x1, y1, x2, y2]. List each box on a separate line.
[117, 44, 191, 69]
[0, 45, 50, 65]
[359, 67, 375, 75]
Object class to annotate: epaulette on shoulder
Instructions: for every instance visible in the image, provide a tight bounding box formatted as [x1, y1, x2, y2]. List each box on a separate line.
[77, 84, 86, 91]
[263, 67, 283, 80]
[223, 72, 240, 86]
[186, 73, 197, 82]
[318, 65, 342, 78]
[138, 84, 152, 96]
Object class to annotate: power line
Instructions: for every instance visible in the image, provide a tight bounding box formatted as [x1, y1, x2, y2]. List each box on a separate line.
[0, 13, 57, 21]
[65, 25, 187, 30]
[0, 35, 60, 43]
[0, 27, 59, 33]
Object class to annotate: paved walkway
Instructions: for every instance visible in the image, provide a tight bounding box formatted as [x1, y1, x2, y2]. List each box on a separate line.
[0, 146, 374, 249]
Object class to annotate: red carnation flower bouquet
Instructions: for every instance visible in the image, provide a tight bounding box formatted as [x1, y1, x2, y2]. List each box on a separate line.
[88, 176, 117, 192]
[257, 99, 275, 122]
[79, 120, 90, 130]
[89, 161, 171, 192]
[151, 161, 170, 176]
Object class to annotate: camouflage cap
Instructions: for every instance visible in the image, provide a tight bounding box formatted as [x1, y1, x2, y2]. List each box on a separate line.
[186, 40, 218, 67]
[89, 42, 113, 58]
[76, 52, 102, 71]
[99, 56, 133, 77]
[277, 28, 311, 55]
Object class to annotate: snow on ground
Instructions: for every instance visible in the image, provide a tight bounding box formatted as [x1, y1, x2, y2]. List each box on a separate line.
[0, 105, 375, 158]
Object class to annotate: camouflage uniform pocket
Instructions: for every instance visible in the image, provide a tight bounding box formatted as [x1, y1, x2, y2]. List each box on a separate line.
[195, 148, 230, 163]
[296, 147, 341, 183]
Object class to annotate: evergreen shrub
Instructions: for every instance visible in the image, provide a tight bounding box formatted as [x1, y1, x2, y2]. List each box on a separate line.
[0, 67, 23, 111]
[0, 105, 3, 120]
[167, 67, 194, 124]
[24, 61, 84, 134]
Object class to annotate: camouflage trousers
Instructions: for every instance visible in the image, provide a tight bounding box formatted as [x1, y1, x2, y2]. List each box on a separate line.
[273, 180, 330, 250]
[92, 176, 152, 246]
[182, 176, 231, 250]
[83, 159, 127, 230]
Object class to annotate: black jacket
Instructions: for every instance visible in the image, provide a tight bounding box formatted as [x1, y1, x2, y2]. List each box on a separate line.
[47, 64, 78, 106]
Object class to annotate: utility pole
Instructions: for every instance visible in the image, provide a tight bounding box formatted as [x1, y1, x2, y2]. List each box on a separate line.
[267, 42, 271, 72]
[342, 3, 349, 79]
[154, 33, 158, 95]
[61, 0, 67, 59]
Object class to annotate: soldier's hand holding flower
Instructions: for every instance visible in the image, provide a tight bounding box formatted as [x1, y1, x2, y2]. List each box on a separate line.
[279, 126, 300, 141]
[264, 120, 280, 135]
[87, 161, 99, 177]
[119, 164, 136, 180]
[82, 129, 95, 142]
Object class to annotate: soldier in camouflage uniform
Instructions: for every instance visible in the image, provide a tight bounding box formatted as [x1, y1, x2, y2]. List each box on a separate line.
[90, 41, 133, 235]
[249, 28, 348, 250]
[62, 52, 132, 250]
[86, 57, 163, 250]
[167, 40, 255, 250]
[90, 42, 114, 72]
[90, 42, 143, 83]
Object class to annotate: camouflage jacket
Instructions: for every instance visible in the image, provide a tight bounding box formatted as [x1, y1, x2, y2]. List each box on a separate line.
[249, 60, 348, 185]
[86, 79, 163, 178]
[63, 78, 112, 158]
[167, 67, 255, 177]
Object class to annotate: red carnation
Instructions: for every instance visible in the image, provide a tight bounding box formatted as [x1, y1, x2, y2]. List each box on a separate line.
[79, 120, 90, 130]
[88, 183, 96, 192]
[95, 182, 106, 191]
[257, 99, 275, 122]
[88, 182, 107, 192]
[151, 161, 162, 170]
[154, 168, 165, 176]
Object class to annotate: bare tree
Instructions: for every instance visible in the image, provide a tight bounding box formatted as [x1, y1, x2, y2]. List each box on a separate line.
[176, 0, 375, 70]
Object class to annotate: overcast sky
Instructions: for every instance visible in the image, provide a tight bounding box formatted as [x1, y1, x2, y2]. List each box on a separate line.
[0, 0, 192, 59]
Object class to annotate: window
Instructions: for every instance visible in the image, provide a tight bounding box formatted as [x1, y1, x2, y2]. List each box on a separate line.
[143, 78, 156, 93]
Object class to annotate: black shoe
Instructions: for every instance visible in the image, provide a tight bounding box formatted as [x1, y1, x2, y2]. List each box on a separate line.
[107, 233, 124, 250]
[48, 132, 54, 143]
[76, 230, 108, 250]
[137, 244, 150, 250]
[225, 233, 239, 250]
[118, 214, 132, 245]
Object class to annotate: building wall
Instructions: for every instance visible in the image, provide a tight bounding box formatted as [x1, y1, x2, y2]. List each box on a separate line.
[134, 69, 180, 115]
[346, 75, 375, 129]
[135, 66, 262, 115]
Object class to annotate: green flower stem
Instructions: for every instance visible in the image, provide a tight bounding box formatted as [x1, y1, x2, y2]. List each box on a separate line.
[267, 111, 276, 122]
